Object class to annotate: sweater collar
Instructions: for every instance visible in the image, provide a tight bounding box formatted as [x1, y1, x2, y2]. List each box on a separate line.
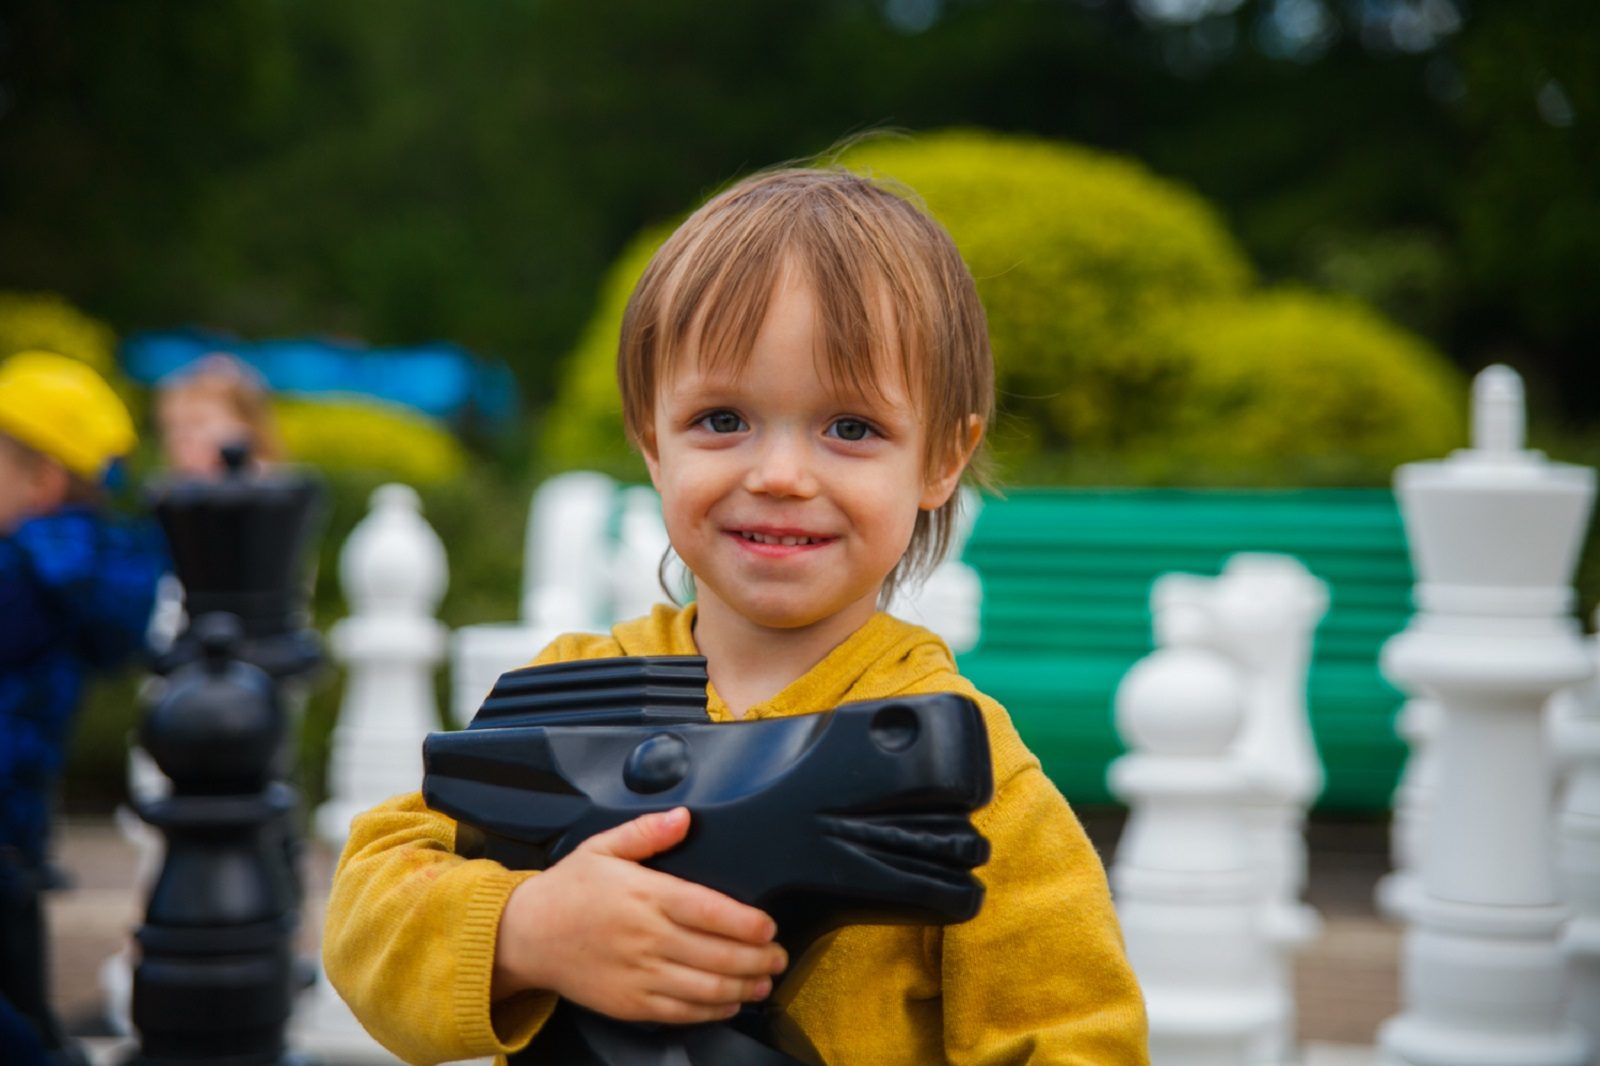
[614, 603, 946, 722]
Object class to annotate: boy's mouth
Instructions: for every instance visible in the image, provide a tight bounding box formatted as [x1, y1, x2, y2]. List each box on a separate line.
[729, 527, 836, 550]
[740, 531, 823, 546]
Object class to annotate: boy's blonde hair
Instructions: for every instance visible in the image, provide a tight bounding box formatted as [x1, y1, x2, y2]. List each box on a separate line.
[618, 167, 993, 592]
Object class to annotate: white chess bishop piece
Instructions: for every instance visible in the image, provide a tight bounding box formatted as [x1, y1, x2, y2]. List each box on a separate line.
[299, 483, 450, 1062]
[1111, 593, 1288, 1065]
[1378, 365, 1593, 1066]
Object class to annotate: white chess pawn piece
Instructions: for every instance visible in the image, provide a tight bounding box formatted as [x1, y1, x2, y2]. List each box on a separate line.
[1110, 595, 1287, 1065]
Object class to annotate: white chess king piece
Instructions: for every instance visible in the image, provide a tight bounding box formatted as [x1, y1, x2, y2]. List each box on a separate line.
[1378, 365, 1593, 1066]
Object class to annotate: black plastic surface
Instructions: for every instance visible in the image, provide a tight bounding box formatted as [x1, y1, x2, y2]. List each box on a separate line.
[423, 655, 994, 1066]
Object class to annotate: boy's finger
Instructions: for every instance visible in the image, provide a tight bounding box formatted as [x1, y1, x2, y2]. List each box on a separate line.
[662, 928, 788, 980]
[637, 993, 745, 1027]
[579, 807, 691, 862]
[646, 961, 773, 1009]
[659, 881, 777, 944]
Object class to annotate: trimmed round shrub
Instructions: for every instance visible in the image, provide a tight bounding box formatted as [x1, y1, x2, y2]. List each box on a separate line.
[1115, 290, 1465, 484]
[0, 291, 119, 374]
[274, 394, 468, 485]
[838, 131, 1254, 458]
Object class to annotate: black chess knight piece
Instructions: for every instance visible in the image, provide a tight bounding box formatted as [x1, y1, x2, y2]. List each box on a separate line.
[423, 656, 994, 1066]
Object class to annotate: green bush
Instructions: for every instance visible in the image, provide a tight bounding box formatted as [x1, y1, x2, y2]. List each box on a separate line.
[275, 394, 469, 485]
[838, 131, 1254, 460]
[0, 290, 119, 375]
[539, 129, 1466, 485]
[1108, 290, 1467, 484]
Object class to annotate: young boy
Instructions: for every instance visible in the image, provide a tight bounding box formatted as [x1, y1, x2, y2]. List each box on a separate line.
[0, 351, 165, 1065]
[325, 168, 1148, 1064]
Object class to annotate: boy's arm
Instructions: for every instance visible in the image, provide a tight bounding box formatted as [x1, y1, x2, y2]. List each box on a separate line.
[942, 764, 1150, 1065]
[322, 791, 556, 1065]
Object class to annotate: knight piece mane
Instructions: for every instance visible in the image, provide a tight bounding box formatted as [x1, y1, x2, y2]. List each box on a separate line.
[423, 655, 993, 1066]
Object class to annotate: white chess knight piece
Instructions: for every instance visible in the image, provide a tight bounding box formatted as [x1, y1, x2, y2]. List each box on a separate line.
[1378, 365, 1594, 1066]
[1110, 591, 1287, 1065]
[521, 470, 621, 632]
[451, 471, 618, 727]
[1207, 553, 1328, 948]
[299, 483, 450, 1062]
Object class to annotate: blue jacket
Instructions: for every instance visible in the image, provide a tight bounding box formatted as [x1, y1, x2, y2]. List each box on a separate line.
[0, 507, 164, 866]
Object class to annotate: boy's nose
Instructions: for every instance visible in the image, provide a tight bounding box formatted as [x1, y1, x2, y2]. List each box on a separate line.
[744, 433, 818, 498]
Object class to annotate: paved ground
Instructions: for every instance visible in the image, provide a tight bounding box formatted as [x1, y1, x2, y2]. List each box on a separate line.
[44, 808, 1399, 1061]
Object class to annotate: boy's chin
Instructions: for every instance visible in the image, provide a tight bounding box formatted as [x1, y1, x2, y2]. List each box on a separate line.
[716, 592, 882, 635]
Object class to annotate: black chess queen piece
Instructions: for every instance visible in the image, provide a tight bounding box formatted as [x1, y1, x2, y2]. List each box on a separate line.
[125, 613, 304, 1066]
[147, 441, 323, 683]
[423, 655, 994, 1066]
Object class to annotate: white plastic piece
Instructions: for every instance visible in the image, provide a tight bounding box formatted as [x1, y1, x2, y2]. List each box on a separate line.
[1210, 553, 1328, 948]
[300, 483, 449, 1059]
[887, 487, 986, 654]
[1553, 620, 1600, 1050]
[1110, 590, 1288, 1065]
[1377, 365, 1594, 1066]
[1375, 696, 1443, 921]
[451, 472, 620, 726]
[520, 471, 619, 632]
[610, 485, 679, 623]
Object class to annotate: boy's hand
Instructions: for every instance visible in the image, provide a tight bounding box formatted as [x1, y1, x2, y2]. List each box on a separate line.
[491, 807, 789, 1024]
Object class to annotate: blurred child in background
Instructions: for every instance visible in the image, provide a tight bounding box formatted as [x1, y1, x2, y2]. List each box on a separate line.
[154, 352, 284, 475]
[0, 351, 165, 1066]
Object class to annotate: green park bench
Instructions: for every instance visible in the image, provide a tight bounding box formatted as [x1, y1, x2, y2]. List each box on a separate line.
[954, 488, 1413, 812]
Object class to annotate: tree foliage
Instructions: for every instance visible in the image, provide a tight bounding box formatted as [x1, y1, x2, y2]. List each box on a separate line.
[0, 0, 1590, 424]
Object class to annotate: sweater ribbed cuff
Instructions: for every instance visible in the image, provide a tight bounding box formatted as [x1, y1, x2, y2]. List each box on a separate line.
[454, 865, 554, 1055]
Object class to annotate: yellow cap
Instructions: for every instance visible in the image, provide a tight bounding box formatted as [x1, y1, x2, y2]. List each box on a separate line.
[0, 350, 137, 481]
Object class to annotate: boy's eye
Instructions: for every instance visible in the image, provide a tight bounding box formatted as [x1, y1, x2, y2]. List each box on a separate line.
[699, 410, 746, 434]
[828, 418, 875, 442]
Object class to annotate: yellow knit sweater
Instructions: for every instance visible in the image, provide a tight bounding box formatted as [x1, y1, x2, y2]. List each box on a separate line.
[323, 605, 1148, 1065]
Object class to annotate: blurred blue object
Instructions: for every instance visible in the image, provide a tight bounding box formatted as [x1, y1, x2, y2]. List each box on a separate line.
[121, 329, 520, 433]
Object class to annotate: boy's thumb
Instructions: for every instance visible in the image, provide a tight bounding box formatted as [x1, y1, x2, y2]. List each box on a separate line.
[582, 807, 691, 862]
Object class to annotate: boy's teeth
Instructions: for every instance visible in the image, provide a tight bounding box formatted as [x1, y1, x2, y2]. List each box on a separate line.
[743, 531, 814, 546]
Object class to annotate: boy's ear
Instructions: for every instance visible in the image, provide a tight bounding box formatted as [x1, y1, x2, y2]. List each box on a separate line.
[919, 415, 983, 511]
[638, 427, 663, 492]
